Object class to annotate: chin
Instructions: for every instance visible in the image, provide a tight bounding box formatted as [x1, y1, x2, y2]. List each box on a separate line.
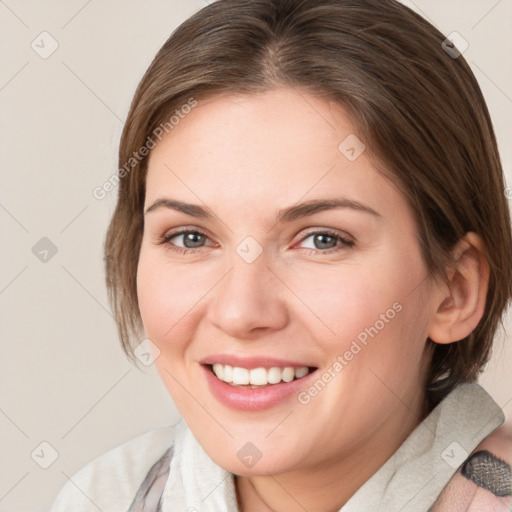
[203, 438, 300, 477]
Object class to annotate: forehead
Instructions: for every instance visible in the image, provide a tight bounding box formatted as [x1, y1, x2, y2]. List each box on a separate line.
[149, 88, 355, 171]
[145, 89, 408, 224]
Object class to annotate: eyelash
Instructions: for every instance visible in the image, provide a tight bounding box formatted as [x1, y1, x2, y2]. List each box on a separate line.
[157, 227, 355, 255]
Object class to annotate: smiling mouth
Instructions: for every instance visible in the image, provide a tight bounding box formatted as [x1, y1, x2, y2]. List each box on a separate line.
[205, 363, 318, 388]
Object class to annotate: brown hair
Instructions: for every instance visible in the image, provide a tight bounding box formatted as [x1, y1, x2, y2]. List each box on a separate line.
[104, 0, 512, 404]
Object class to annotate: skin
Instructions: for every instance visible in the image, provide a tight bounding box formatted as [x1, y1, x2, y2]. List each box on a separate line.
[136, 88, 489, 511]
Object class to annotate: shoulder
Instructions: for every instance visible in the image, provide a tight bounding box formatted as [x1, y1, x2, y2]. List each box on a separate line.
[432, 421, 512, 511]
[50, 424, 177, 512]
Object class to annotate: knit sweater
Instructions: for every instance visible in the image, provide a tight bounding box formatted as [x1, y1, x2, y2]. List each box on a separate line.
[50, 382, 512, 511]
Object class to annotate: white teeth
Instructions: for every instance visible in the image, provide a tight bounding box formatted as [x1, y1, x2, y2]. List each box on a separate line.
[232, 367, 249, 385]
[295, 367, 309, 378]
[222, 364, 233, 383]
[212, 363, 223, 380]
[249, 367, 267, 385]
[267, 367, 282, 384]
[282, 367, 295, 383]
[211, 364, 311, 386]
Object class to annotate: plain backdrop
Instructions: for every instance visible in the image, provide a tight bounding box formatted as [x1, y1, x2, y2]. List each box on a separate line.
[0, 1, 511, 510]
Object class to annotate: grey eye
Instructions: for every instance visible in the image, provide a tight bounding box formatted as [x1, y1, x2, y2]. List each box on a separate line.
[172, 231, 207, 248]
[301, 233, 338, 250]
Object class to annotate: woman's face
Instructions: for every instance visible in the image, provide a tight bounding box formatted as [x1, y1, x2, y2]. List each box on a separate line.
[137, 88, 437, 476]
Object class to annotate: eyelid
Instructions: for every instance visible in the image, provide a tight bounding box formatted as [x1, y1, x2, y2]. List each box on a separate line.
[158, 225, 355, 255]
[160, 226, 216, 246]
[296, 226, 354, 244]
[295, 228, 355, 254]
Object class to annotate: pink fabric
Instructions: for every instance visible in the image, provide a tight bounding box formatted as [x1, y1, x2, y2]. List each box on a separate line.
[431, 423, 512, 511]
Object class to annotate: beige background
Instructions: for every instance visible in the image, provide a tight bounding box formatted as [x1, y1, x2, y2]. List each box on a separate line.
[0, 1, 511, 511]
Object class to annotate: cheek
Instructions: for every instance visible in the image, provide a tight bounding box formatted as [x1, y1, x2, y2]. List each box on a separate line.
[292, 245, 430, 376]
[137, 230, 430, 364]
[324, 248, 432, 394]
[136, 248, 201, 348]
[284, 252, 424, 351]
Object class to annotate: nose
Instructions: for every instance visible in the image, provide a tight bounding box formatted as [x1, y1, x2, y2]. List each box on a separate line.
[206, 252, 289, 339]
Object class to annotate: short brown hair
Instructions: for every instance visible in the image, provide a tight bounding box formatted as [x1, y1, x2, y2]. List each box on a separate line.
[104, 0, 512, 404]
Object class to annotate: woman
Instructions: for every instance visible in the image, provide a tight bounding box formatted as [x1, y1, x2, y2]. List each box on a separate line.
[51, 0, 512, 510]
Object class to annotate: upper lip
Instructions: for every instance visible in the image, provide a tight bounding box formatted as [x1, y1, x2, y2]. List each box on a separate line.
[199, 354, 316, 370]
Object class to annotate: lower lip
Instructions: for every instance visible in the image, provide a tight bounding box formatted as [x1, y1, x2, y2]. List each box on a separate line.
[201, 364, 317, 411]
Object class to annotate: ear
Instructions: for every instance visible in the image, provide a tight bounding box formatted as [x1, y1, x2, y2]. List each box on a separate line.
[428, 232, 490, 344]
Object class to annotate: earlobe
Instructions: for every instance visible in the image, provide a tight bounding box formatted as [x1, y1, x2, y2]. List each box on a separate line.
[428, 233, 490, 344]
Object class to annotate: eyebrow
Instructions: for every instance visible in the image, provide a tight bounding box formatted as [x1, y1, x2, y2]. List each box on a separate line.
[144, 197, 381, 223]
